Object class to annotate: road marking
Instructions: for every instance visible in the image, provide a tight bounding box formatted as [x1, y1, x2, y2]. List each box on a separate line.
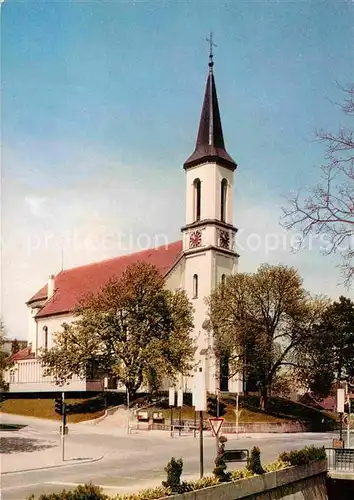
[2, 483, 44, 491]
[47, 482, 131, 489]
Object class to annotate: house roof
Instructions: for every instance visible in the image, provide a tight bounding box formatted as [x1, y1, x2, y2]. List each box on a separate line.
[31, 241, 183, 319]
[184, 56, 237, 171]
[10, 346, 35, 362]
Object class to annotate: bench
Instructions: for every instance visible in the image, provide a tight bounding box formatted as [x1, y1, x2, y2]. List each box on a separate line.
[222, 449, 249, 463]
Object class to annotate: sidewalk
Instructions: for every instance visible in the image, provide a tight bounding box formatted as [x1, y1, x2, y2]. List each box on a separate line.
[1, 428, 103, 474]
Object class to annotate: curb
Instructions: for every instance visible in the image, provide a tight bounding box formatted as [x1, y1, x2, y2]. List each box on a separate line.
[2, 454, 104, 476]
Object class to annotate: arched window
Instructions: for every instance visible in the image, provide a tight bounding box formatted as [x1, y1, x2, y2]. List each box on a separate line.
[193, 274, 199, 299]
[193, 178, 201, 221]
[43, 326, 48, 351]
[219, 355, 229, 392]
[220, 178, 227, 222]
[221, 274, 226, 297]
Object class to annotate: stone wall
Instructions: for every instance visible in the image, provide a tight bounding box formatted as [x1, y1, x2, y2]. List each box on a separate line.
[149, 420, 309, 433]
[162, 460, 328, 500]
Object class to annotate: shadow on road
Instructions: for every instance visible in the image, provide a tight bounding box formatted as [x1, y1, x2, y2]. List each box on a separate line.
[0, 436, 55, 454]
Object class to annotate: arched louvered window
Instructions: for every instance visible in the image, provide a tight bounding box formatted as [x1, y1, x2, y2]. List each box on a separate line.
[221, 274, 226, 297]
[43, 326, 48, 351]
[193, 178, 201, 221]
[193, 274, 199, 299]
[221, 178, 227, 222]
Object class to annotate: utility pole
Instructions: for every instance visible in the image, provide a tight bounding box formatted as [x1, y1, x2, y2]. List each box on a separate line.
[127, 388, 130, 435]
[199, 410, 204, 478]
[169, 387, 175, 437]
[55, 392, 66, 461]
[235, 392, 239, 438]
[347, 395, 351, 448]
[61, 392, 66, 461]
[337, 387, 345, 443]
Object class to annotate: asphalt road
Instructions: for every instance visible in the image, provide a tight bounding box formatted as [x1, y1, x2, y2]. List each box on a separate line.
[1, 414, 338, 500]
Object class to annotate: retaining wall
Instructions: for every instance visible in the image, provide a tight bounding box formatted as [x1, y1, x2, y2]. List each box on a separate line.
[145, 420, 309, 433]
[162, 460, 328, 500]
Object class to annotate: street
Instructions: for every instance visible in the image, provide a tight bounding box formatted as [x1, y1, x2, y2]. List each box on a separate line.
[1, 413, 338, 500]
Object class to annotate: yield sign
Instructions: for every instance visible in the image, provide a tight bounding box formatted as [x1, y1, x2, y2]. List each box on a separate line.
[209, 417, 224, 437]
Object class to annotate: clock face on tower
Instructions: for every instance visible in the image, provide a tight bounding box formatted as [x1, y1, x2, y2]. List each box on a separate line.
[219, 230, 230, 249]
[189, 230, 202, 248]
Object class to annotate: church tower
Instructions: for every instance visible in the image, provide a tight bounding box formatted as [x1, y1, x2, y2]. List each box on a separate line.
[182, 43, 239, 394]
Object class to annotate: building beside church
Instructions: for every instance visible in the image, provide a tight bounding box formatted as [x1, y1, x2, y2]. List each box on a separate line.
[6, 51, 242, 395]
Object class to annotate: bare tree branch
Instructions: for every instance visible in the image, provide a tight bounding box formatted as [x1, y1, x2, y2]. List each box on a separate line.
[282, 84, 354, 286]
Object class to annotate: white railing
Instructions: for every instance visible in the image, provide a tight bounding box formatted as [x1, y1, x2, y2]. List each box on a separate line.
[5, 359, 103, 392]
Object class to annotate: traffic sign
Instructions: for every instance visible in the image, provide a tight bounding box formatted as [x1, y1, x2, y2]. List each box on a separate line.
[209, 417, 224, 437]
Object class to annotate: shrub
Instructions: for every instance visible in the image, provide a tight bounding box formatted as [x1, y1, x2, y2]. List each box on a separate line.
[264, 459, 287, 472]
[162, 457, 183, 493]
[27, 483, 108, 500]
[230, 467, 254, 481]
[279, 445, 326, 466]
[115, 486, 171, 500]
[247, 446, 265, 475]
[189, 476, 220, 490]
[213, 454, 231, 482]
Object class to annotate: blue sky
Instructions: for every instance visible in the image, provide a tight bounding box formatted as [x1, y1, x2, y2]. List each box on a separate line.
[2, 0, 354, 338]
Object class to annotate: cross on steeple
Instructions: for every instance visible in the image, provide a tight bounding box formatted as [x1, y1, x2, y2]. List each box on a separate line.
[206, 32, 217, 68]
[183, 33, 237, 171]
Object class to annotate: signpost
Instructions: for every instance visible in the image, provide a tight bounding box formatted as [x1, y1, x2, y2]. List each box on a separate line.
[193, 367, 206, 478]
[55, 392, 67, 461]
[209, 417, 224, 454]
[209, 417, 224, 437]
[222, 449, 249, 463]
[169, 387, 175, 437]
[346, 396, 351, 448]
[177, 389, 183, 436]
[337, 388, 345, 441]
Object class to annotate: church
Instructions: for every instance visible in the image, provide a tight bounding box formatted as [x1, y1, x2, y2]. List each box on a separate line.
[7, 49, 242, 396]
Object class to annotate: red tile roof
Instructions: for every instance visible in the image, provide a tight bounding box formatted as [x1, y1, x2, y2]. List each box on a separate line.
[28, 285, 47, 304]
[10, 346, 34, 362]
[32, 241, 183, 319]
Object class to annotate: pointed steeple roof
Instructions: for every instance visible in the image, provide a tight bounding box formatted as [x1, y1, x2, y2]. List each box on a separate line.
[184, 53, 237, 171]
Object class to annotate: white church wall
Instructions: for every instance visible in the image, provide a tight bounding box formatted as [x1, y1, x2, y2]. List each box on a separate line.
[27, 300, 47, 352]
[216, 165, 234, 224]
[185, 162, 217, 223]
[214, 252, 238, 289]
[164, 257, 184, 291]
[36, 313, 73, 352]
[183, 250, 215, 392]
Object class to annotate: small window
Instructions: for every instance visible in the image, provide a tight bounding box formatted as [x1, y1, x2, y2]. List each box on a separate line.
[43, 326, 48, 351]
[10, 371, 15, 383]
[221, 179, 227, 222]
[221, 274, 226, 296]
[193, 179, 201, 221]
[193, 274, 199, 299]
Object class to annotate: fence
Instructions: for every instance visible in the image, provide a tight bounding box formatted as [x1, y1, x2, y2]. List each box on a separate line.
[326, 447, 354, 472]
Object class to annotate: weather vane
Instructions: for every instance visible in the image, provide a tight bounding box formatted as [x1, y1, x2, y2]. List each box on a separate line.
[206, 31, 217, 67]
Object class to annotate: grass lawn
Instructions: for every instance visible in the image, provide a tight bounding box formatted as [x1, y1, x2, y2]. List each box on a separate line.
[149, 394, 335, 427]
[156, 403, 285, 423]
[0, 396, 106, 423]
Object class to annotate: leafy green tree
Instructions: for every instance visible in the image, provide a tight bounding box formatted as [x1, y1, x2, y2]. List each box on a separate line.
[208, 264, 327, 409]
[299, 296, 354, 398]
[0, 320, 13, 392]
[11, 339, 20, 356]
[40, 261, 195, 399]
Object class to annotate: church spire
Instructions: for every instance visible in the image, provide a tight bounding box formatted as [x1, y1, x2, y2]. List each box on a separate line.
[184, 36, 237, 171]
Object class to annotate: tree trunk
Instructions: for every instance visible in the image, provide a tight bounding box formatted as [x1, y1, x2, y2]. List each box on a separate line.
[259, 385, 268, 411]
